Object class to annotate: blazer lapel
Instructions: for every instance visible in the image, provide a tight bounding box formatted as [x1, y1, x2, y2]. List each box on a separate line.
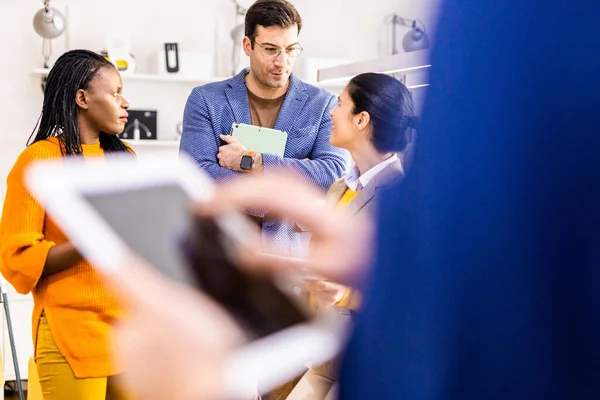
[345, 186, 376, 217]
[274, 74, 308, 134]
[345, 160, 404, 216]
[225, 70, 252, 125]
[325, 178, 349, 209]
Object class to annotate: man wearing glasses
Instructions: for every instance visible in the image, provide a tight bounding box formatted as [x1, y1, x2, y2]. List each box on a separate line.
[180, 0, 348, 257]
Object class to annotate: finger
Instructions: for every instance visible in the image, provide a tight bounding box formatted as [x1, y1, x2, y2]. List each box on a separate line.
[201, 174, 341, 237]
[301, 281, 318, 290]
[238, 249, 310, 272]
[220, 134, 235, 144]
[236, 249, 345, 281]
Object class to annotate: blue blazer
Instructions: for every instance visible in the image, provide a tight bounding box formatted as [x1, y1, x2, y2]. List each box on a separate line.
[180, 69, 348, 256]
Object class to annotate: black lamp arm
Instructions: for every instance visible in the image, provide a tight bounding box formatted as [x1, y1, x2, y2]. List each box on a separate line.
[232, 0, 247, 16]
[389, 14, 427, 54]
[391, 14, 426, 32]
[391, 14, 414, 28]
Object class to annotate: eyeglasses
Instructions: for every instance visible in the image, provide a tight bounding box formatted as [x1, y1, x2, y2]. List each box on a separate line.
[253, 41, 303, 58]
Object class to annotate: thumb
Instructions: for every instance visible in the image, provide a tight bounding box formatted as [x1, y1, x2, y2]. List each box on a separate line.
[219, 134, 235, 144]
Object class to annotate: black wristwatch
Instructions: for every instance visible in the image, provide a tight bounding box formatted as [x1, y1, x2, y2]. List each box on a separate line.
[240, 151, 255, 171]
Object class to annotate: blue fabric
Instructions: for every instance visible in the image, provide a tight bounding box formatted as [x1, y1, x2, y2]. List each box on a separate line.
[339, 1, 600, 399]
[180, 69, 349, 256]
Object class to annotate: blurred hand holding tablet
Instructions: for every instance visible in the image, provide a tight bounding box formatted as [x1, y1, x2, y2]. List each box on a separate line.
[25, 154, 344, 397]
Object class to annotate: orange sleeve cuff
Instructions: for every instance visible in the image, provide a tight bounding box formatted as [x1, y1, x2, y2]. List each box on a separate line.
[0, 234, 55, 294]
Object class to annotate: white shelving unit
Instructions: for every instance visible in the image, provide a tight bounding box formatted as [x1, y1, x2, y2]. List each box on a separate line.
[32, 68, 229, 85]
[31, 69, 346, 90]
[123, 139, 180, 148]
[316, 50, 431, 83]
[316, 50, 431, 114]
[30, 66, 345, 151]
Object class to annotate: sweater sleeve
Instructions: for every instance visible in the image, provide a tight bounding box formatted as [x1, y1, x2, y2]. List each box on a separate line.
[0, 143, 60, 294]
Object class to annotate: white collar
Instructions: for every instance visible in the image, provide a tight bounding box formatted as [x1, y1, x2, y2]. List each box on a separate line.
[344, 153, 399, 191]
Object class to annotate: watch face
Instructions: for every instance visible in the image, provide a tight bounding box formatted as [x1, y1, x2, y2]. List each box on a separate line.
[240, 155, 253, 170]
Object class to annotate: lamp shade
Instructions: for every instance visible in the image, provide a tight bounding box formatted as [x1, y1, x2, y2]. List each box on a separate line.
[33, 6, 66, 39]
[402, 27, 429, 52]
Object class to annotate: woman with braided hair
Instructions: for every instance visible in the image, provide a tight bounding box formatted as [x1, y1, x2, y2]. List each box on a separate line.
[0, 49, 135, 399]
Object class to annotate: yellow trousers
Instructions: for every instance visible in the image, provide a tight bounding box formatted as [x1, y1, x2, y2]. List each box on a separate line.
[35, 312, 132, 400]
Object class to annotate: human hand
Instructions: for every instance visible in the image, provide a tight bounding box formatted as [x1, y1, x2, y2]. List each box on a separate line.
[302, 280, 347, 306]
[198, 173, 375, 287]
[218, 134, 248, 172]
[105, 255, 245, 400]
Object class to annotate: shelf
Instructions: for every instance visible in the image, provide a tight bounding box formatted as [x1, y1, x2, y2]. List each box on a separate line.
[123, 74, 230, 84]
[317, 50, 431, 83]
[32, 68, 229, 84]
[32, 68, 347, 89]
[123, 139, 180, 148]
[309, 80, 348, 90]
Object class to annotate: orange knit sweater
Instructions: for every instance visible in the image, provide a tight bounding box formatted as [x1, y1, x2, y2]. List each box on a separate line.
[0, 137, 132, 378]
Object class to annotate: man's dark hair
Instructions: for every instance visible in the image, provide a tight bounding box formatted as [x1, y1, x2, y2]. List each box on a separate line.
[244, 0, 302, 46]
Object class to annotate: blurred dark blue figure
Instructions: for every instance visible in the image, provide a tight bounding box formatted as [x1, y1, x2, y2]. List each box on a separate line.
[339, 1, 600, 399]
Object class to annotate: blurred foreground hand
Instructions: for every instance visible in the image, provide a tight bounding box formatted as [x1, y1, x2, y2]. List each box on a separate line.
[301, 280, 348, 305]
[103, 173, 373, 399]
[106, 256, 244, 400]
[200, 173, 374, 286]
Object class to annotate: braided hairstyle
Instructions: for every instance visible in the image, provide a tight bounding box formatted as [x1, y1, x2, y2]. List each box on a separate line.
[347, 72, 417, 153]
[28, 49, 133, 156]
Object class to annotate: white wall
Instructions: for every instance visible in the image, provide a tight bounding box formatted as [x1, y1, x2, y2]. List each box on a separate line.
[0, 0, 439, 384]
[0, 0, 440, 198]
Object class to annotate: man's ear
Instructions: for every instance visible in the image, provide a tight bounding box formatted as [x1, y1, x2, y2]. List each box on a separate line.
[75, 89, 88, 110]
[242, 36, 252, 57]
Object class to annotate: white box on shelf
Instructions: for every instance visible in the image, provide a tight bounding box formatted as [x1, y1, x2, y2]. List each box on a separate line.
[148, 51, 214, 79]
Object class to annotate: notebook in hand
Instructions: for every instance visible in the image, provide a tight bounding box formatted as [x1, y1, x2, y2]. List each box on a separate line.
[230, 123, 288, 157]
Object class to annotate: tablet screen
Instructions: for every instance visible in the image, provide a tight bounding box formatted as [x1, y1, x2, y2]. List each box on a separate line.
[82, 182, 310, 338]
[83, 183, 195, 284]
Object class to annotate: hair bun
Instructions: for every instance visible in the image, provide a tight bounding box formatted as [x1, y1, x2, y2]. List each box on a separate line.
[407, 116, 420, 130]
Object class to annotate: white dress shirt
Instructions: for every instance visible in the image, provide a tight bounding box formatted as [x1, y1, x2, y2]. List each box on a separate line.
[344, 153, 399, 191]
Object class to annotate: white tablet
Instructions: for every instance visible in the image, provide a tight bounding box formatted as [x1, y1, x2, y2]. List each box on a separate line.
[25, 153, 344, 398]
[230, 122, 288, 158]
